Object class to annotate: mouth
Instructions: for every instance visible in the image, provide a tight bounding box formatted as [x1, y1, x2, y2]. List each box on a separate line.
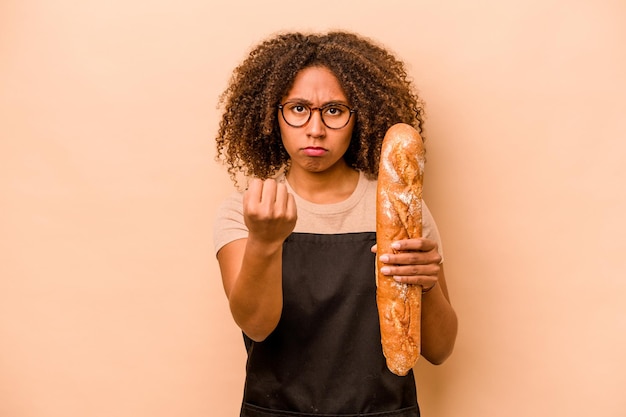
[302, 146, 328, 157]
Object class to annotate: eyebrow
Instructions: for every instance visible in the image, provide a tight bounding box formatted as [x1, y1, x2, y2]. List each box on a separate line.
[283, 99, 351, 109]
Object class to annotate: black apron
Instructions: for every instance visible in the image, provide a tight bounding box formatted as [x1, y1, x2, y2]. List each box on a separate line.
[240, 232, 419, 417]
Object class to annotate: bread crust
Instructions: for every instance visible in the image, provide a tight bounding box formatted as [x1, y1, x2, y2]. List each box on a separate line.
[376, 123, 425, 376]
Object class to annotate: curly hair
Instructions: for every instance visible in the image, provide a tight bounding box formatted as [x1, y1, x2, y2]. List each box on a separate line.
[215, 30, 426, 185]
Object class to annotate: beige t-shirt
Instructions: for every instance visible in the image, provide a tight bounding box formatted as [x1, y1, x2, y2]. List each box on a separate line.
[213, 171, 443, 259]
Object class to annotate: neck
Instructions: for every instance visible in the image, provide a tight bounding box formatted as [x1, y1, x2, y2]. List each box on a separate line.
[286, 165, 360, 204]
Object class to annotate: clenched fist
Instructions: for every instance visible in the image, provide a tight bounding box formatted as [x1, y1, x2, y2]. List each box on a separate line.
[243, 178, 297, 245]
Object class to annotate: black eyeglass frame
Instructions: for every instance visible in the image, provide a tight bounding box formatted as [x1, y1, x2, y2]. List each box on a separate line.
[277, 102, 357, 130]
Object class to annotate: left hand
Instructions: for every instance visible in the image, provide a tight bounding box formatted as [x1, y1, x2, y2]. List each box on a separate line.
[371, 237, 442, 288]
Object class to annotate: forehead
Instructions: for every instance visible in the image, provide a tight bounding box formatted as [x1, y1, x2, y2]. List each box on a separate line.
[283, 66, 348, 102]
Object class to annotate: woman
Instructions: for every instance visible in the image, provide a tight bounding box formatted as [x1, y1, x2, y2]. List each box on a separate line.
[214, 30, 457, 417]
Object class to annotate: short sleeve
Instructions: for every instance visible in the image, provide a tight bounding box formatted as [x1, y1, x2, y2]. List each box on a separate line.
[213, 191, 248, 256]
[422, 201, 445, 263]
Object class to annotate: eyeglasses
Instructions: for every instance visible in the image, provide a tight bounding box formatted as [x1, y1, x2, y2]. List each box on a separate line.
[278, 101, 356, 129]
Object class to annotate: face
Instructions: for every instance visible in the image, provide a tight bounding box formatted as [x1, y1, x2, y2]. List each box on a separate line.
[278, 66, 355, 176]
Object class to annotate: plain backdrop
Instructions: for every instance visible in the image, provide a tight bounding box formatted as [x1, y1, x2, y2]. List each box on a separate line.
[1, 0, 625, 416]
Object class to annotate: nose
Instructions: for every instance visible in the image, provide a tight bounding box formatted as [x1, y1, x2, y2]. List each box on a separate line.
[305, 109, 326, 138]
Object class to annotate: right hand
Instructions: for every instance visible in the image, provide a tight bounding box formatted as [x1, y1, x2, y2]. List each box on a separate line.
[243, 178, 297, 244]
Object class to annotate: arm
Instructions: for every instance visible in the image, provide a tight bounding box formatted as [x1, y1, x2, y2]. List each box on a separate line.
[376, 238, 458, 364]
[419, 264, 458, 364]
[217, 179, 297, 342]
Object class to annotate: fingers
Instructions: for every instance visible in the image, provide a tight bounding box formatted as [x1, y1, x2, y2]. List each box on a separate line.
[378, 237, 441, 286]
[379, 262, 440, 286]
[243, 178, 263, 206]
[389, 237, 438, 253]
[275, 180, 295, 216]
[379, 238, 441, 264]
[284, 190, 297, 220]
[244, 178, 290, 217]
[380, 249, 442, 267]
[261, 178, 278, 204]
[243, 178, 297, 241]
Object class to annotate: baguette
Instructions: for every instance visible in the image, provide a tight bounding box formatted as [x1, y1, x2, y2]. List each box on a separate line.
[376, 123, 425, 376]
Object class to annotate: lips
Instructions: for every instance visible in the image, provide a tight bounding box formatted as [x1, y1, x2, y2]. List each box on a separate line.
[302, 147, 327, 157]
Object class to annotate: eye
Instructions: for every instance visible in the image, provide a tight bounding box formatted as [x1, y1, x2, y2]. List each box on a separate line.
[286, 103, 309, 114]
[323, 105, 346, 117]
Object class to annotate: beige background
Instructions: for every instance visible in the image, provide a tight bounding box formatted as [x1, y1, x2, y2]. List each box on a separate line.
[1, 0, 625, 416]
